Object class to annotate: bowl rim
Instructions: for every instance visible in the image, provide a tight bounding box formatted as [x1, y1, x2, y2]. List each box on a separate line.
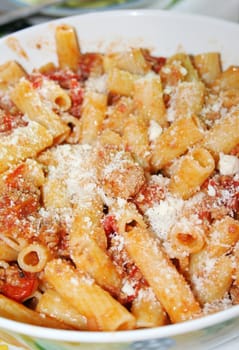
[1, 304, 239, 342]
[1, 8, 239, 343]
[3, 6, 239, 39]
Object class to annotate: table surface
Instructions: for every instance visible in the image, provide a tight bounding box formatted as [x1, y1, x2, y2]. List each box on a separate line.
[151, 0, 239, 22]
[0, 0, 239, 24]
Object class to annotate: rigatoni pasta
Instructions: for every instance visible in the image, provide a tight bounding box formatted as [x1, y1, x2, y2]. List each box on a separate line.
[0, 22, 239, 332]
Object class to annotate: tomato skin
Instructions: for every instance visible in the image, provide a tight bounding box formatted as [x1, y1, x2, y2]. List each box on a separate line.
[142, 50, 166, 73]
[28, 74, 43, 89]
[1, 113, 13, 133]
[69, 79, 84, 117]
[0, 112, 27, 134]
[1, 272, 38, 303]
[134, 182, 165, 213]
[103, 215, 118, 236]
[5, 163, 26, 189]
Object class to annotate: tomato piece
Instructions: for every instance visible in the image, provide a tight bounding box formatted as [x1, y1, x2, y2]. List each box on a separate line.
[142, 49, 166, 73]
[103, 215, 118, 236]
[1, 272, 38, 303]
[43, 69, 81, 88]
[28, 73, 43, 89]
[5, 163, 26, 189]
[69, 79, 84, 117]
[14, 196, 39, 218]
[0, 113, 13, 132]
[134, 182, 165, 213]
[0, 112, 27, 133]
[78, 52, 103, 80]
[0, 194, 39, 218]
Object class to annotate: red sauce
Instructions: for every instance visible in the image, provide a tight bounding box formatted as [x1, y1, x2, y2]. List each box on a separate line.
[0, 112, 27, 134]
[142, 49, 166, 73]
[103, 214, 118, 236]
[134, 181, 165, 213]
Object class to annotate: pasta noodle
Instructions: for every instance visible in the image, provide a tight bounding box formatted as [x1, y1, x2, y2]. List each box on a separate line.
[44, 259, 135, 331]
[0, 22, 238, 332]
[10, 78, 70, 141]
[55, 24, 81, 71]
[0, 61, 26, 91]
[131, 287, 167, 328]
[36, 289, 88, 330]
[150, 115, 204, 170]
[122, 225, 201, 323]
[17, 243, 51, 273]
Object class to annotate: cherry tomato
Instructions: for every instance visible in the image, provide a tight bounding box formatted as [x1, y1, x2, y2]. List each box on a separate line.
[1, 272, 38, 303]
[103, 215, 118, 236]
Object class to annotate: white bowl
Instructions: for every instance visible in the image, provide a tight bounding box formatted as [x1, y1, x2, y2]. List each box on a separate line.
[1, 9, 239, 350]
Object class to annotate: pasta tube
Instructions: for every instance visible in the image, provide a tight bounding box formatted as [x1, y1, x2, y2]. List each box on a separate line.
[169, 147, 215, 199]
[55, 24, 81, 71]
[122, 226, 201, 323]
[37, 289, 87, 330]
[44, 259, 135, 331]
[151, 115, 204, 170]
[11, 79, 69, 141]
[0, 294, 70, 329]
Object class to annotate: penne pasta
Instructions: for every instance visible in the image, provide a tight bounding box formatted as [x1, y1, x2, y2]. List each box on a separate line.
[0, 240, 18, 261]
[150, 115, 204, 171]
[189, 217, 239, 304]
[36, 289, 88, 330]
[0, 294, 70, 329]
[122, 114, 151, 170]
[11, 78, 70, 141]
[193, 52, 222, 85]
[80, 91, 107, 144]
[44, 259, 135, 331]
[122, 225, 201, 323]
[0, 22, 239, 332]
[17, 243, 51, 273]
[0, 121, 52, 173]
[103, 48, 150, 75]
[0, 61, 26, 91]
[131, 287, 168, 328]
[55, 24, 81, 71]
[169, 147, 215, 199]
[133, 72, 167, 127]
[107, 68, 138, 97]
[203, 109, 239, 158]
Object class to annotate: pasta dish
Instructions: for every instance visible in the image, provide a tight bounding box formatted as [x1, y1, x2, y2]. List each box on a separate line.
[0, 23, 238, 331]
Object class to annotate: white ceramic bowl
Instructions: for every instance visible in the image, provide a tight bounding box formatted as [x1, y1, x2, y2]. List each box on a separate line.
[1, 9, 239, 350]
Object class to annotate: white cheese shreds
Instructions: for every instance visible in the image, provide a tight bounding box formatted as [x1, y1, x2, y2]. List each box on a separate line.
[103, 151, 129, 178]
[145, 195, 184, 240]
[203, 294, 233, 314]
[121, 279, 135, 296]
[218, 152, 239, 175]
[85, 74, 107, 94]
[46, 144, 97, 207]
[148, 120, 162, 142]
[207, 184, 216, 197]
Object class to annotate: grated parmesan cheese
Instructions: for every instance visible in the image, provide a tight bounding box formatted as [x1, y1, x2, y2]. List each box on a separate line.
[85, 74, 108, 94]
[145, 194, 184, 240]
[218, 152, 239, 175]
[121, 279, 135, 296]
[148, 120, 162, 142]
[45, 144, 98, 207]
